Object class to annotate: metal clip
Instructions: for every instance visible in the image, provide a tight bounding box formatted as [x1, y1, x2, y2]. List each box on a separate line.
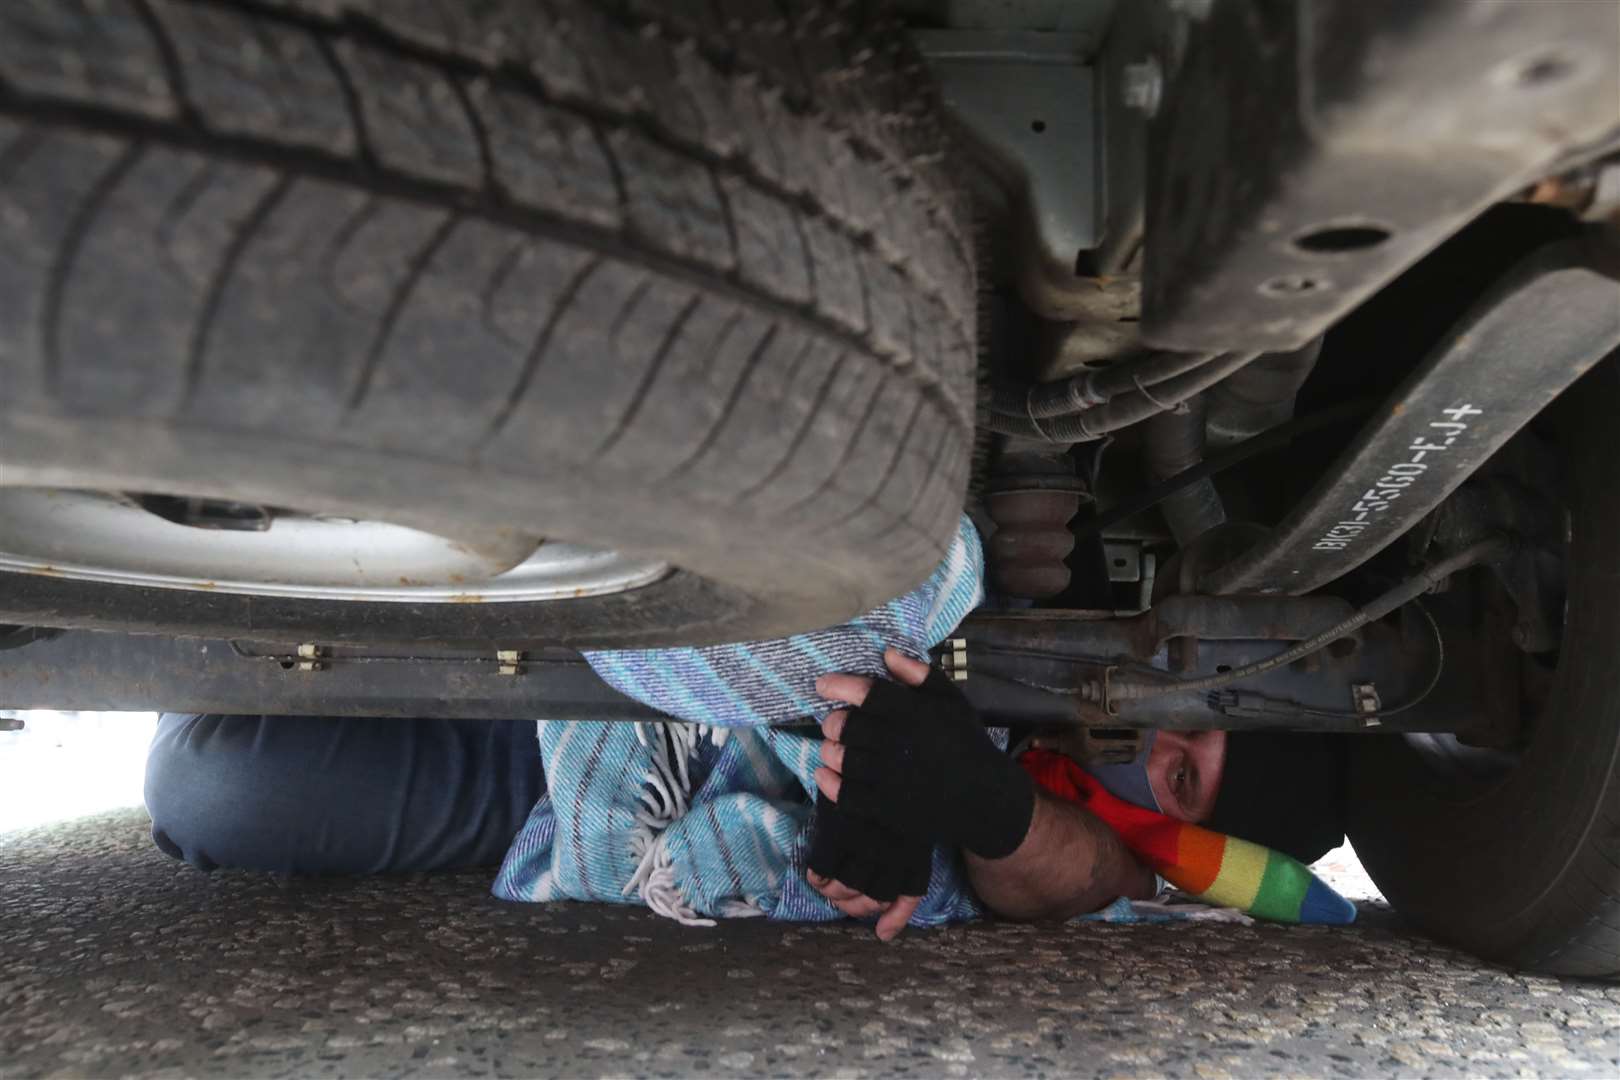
[1351, 682, 1381, 725]
[937, 638, 969, 681]
[497, 649, 526, 676]
[295, 643, 326, 672]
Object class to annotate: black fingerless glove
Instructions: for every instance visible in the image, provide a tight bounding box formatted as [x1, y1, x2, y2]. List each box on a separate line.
[807, 794, 933, 902]
[834, 669, 1036, 859]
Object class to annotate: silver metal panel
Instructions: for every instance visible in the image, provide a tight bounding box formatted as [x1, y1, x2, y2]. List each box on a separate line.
[917, 29, 1101, 263]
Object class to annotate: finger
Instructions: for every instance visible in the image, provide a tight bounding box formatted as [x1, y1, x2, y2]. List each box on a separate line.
[875, 895, 922, 942]
[836, 707, 904, 752]
[810, 874, 863, 902]
[815, 673, 874, 708]
[846, 858, 900, 903]
[829, 754, 889, 825]
[820, 709, 848, 742]
[832, 894, 886, 920]
[884, 648, 932, 688]
[834, 743, 893, 801]
[813, 765, 842, 803]
[819, 740, 845, 772]
[901, 851, 934, 899]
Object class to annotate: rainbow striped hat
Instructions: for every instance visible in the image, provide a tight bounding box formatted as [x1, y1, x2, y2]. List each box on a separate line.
[1021, 749, 1357, 925]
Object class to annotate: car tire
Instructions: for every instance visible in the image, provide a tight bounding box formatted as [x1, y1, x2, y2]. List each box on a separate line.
[0, 0, 977, 647]
[1348, 353, 1620, 977]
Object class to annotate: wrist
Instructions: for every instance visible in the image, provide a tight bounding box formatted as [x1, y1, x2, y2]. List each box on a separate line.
[957, 760, 1036, 860]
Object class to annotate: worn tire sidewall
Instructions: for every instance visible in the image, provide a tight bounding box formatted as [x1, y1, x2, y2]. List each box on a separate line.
[1348, 358, 1620, 972]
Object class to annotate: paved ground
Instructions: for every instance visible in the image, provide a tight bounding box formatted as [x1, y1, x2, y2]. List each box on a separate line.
[4, 810, 1619, 1079]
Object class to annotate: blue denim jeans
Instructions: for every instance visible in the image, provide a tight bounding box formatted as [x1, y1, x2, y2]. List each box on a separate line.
[144, 714, 545, 874]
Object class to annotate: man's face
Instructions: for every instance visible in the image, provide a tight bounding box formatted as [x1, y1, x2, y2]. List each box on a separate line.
[1146, 730, 1227, 823]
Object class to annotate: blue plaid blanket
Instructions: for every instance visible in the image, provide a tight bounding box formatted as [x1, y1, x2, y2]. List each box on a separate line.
[493, 517, 1238, 929]
[493, 517, 988, 926]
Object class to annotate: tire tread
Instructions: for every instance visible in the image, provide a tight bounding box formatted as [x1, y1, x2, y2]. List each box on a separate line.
[0, 0, 975, 644]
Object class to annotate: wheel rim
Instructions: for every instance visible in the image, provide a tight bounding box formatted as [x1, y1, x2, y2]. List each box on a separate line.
[0, 488, 670, 603]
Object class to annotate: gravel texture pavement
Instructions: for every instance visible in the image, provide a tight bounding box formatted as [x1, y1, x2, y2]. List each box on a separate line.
[4, 809, 1619, 1078]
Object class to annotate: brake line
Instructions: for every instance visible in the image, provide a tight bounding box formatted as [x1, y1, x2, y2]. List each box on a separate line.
[1205, 601, 1446, 722]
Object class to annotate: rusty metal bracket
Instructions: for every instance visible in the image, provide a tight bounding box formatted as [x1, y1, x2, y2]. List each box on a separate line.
[959, 593, 1361, 664]
[945, 594, 1464, 733]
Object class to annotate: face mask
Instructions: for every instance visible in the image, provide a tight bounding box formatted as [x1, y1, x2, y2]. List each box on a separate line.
[1086, 730, 1161, 812]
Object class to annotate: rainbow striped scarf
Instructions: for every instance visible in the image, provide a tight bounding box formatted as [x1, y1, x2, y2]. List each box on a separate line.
[1020, 749, 1356, 925]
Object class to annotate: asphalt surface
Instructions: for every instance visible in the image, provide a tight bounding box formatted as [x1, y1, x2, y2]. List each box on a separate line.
[4, 809, 1619, 1079]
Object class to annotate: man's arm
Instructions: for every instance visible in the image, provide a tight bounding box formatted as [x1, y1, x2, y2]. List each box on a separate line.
[813, 647, 1156, 931]
[965, 788, 1157, 921]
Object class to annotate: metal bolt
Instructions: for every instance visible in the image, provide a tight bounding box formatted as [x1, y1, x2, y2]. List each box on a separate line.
[1122, 58, 1164, 117]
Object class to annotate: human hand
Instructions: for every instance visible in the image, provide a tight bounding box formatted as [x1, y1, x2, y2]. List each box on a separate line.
[806, 793, 929, 942]
[814, 648, 1035, 860]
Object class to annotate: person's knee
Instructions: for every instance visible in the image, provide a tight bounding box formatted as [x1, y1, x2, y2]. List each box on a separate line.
[144, 713, 268, 871]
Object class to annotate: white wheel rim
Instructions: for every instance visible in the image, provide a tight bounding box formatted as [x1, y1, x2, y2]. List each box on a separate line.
[0, 488, 669, 603]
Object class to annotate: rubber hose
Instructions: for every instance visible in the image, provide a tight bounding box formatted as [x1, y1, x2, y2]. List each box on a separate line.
[1205, 339, 1323, 447]
[1070, 398, 1376, 543]
[985, 352, 1263, 442]
[1142, 394, 1225, 546]
[990, 351, 1217, 420]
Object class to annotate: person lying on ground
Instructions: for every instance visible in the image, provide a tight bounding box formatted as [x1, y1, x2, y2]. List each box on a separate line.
[143, 519, 1348, 937]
